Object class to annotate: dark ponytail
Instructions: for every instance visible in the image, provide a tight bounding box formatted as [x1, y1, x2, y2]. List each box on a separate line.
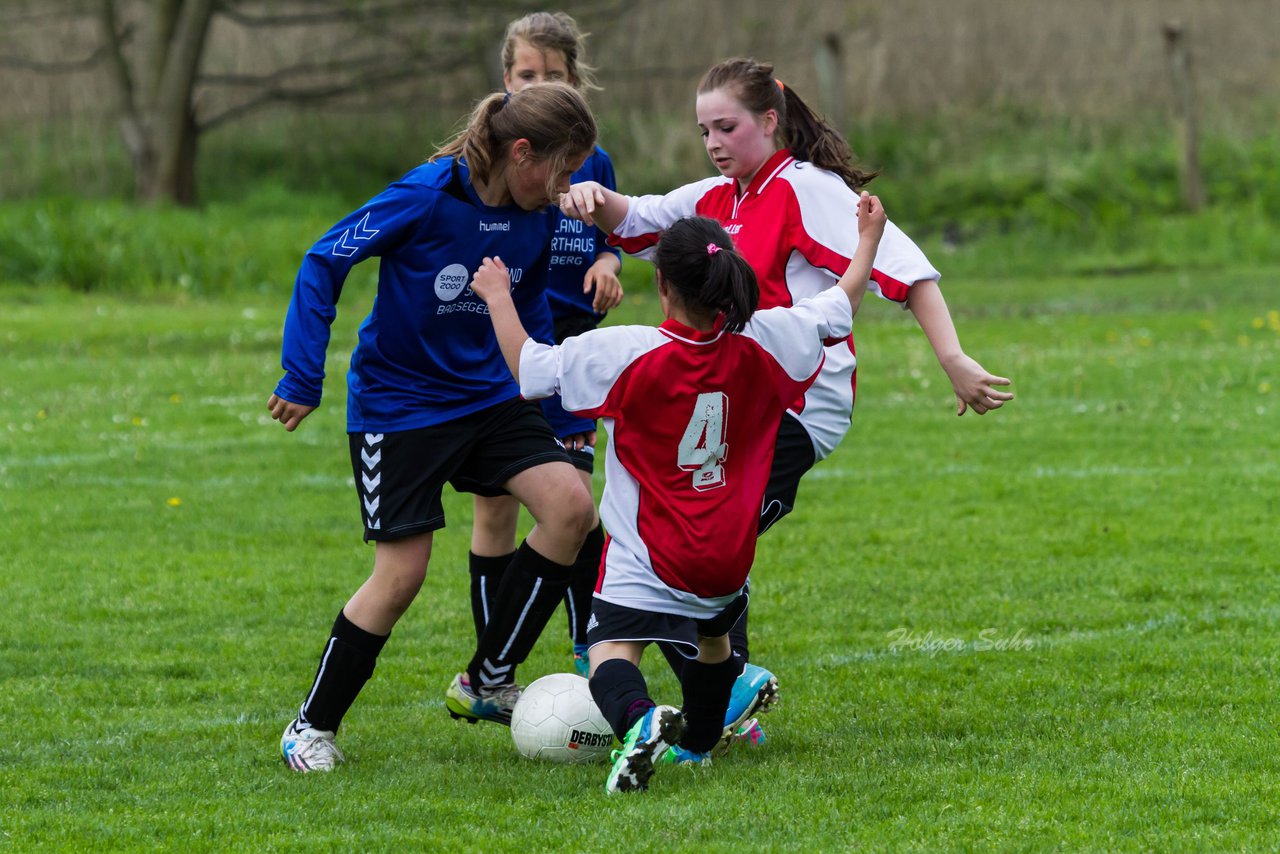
[698, 57, 877, 191]
[654, 217, 759, 333]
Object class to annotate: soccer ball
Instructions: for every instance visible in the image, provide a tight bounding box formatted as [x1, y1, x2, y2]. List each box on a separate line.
[510, 673, 615, 764]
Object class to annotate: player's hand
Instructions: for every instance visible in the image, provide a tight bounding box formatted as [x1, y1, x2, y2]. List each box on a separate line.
[268, 393, 316, 432]
[584, 259, 623, 313]
[560, 430, 597, 452]
[470, 256, 512, 304]
[941, 353, 1014, 415]
[559, 181, 606, 227]
[857, 191, 887, 241]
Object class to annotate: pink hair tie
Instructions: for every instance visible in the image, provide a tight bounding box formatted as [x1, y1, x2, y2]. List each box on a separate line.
[707, 243, 722, 256]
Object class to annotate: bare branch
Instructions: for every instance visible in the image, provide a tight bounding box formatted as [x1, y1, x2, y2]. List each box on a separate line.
[216, 0, 443, 28]
[0, 46, 107, 71]
[198, 49, 443, 88]
[199, 51, 475, 131]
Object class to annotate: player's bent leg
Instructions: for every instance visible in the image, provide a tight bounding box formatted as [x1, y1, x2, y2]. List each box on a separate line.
[469, 494, 520, 640]
[451, 463, 591, 715]
[344, 534, 433, 635]
[281, 533, 431, 771]
[507, 461, 595, 564]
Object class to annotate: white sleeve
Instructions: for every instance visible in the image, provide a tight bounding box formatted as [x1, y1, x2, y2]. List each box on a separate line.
[518, 339, 561, 400]
[787, 164, 940, 304]
[610, 177, 728, 261]
[518, 327, 667, 415]
[742, 288, 853, 380]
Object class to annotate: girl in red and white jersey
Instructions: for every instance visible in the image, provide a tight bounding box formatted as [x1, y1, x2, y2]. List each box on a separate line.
[469, 194, 887, 792]
[560, 58, 1014, 726]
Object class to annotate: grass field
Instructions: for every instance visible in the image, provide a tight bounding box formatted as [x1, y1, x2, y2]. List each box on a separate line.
[1, 258, 1277, 850]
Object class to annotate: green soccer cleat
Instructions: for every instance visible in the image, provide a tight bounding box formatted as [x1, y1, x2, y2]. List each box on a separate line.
[605, 705, 684, 794]
[445, 672, 521, 726]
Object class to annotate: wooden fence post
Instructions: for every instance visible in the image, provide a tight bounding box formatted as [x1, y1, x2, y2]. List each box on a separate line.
[1162, 21, 1206, 212]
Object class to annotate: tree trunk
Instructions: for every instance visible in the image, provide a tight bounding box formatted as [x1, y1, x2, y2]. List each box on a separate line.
[100, 0, 213, 206]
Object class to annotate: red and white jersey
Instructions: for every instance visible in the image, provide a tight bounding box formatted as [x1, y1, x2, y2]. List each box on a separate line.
[520, 288, 853, 618]
[608, 149, 940, 459]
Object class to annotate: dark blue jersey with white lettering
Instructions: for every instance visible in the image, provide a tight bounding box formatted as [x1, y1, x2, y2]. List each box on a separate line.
[274, 156, 567, 434]
[545, 146, 621, 322]
[539, 146, 621, 438]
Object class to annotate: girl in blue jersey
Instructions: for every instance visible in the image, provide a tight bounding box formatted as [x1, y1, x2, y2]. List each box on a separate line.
[270, 83, 600, 772]
[466, 12, 624, 679]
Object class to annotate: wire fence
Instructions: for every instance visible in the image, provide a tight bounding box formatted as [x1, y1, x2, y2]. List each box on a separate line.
[2, 0, 1277, 126]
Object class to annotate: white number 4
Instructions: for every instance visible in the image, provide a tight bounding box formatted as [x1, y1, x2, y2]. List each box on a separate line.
[677, 392, 728, 491]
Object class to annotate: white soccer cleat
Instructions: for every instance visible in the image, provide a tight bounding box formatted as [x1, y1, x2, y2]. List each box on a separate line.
[281, 720, 345, 773]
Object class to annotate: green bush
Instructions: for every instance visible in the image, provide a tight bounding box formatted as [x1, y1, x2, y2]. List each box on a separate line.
[2, 105, 1279, 292]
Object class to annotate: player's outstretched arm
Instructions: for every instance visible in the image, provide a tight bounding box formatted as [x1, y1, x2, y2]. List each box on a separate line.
[559, 181, 630, 232]
[470, 256, 530, 381]
[836, 191, 887, 317]
[906, 276, 1014, 416]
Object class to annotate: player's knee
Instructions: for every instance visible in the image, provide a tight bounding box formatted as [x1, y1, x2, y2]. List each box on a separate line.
[563, 488, 596, 545]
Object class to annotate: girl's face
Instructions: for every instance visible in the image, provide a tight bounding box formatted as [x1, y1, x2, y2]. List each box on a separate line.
[504, 41, 573, 93]
[505, 143, 589, 210]
[695, 87, 779, 189]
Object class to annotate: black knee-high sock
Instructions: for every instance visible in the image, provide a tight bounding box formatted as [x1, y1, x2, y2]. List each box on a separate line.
[469, 550, 514, 642]
[657, 640, 688, 681]
[660, 602, 752, 680]
[564, 523, 604, 645]
[297, 609, 390, 734]
[679, 655, 740, 753]
[729, 604, 750, 662]
[589, 658, 654, 739]
[467, 540, 574, 689]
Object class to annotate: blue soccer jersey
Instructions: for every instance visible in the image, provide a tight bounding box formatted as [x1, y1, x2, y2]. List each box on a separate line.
[538, 145, 621, 438]
[544, 146, 621, 322]
[274, 156, 570, 434]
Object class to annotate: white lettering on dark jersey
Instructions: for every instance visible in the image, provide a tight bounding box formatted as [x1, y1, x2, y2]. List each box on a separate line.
[551, 236, 595, 254]
[479, 221, 511, 232]
[434, 264, 470, 302]
[723, 223, 743, 235]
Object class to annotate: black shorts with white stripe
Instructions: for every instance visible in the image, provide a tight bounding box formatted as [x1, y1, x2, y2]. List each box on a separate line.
[347, 397, 571, 542]
[585, 592, 749, 661]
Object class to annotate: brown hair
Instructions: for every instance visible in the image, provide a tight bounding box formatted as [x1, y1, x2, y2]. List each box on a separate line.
[698, 57, 877, 191]
[502, 11, 600, 93]
[431, 83, 597, 199]
[655, 216, 759, 333]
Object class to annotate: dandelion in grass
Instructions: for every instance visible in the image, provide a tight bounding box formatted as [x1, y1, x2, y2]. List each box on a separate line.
[1269, 310, 1280, 332]
[167, 497, 182, 507]
[1198, 319, 1214, 333]
[1260, 382, 1272, 395]
[37, 408, 47, 420]
[170, 394, 182, 404]
[1237, 335, 1251, 348]
[1251, 317, 1265, 330]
